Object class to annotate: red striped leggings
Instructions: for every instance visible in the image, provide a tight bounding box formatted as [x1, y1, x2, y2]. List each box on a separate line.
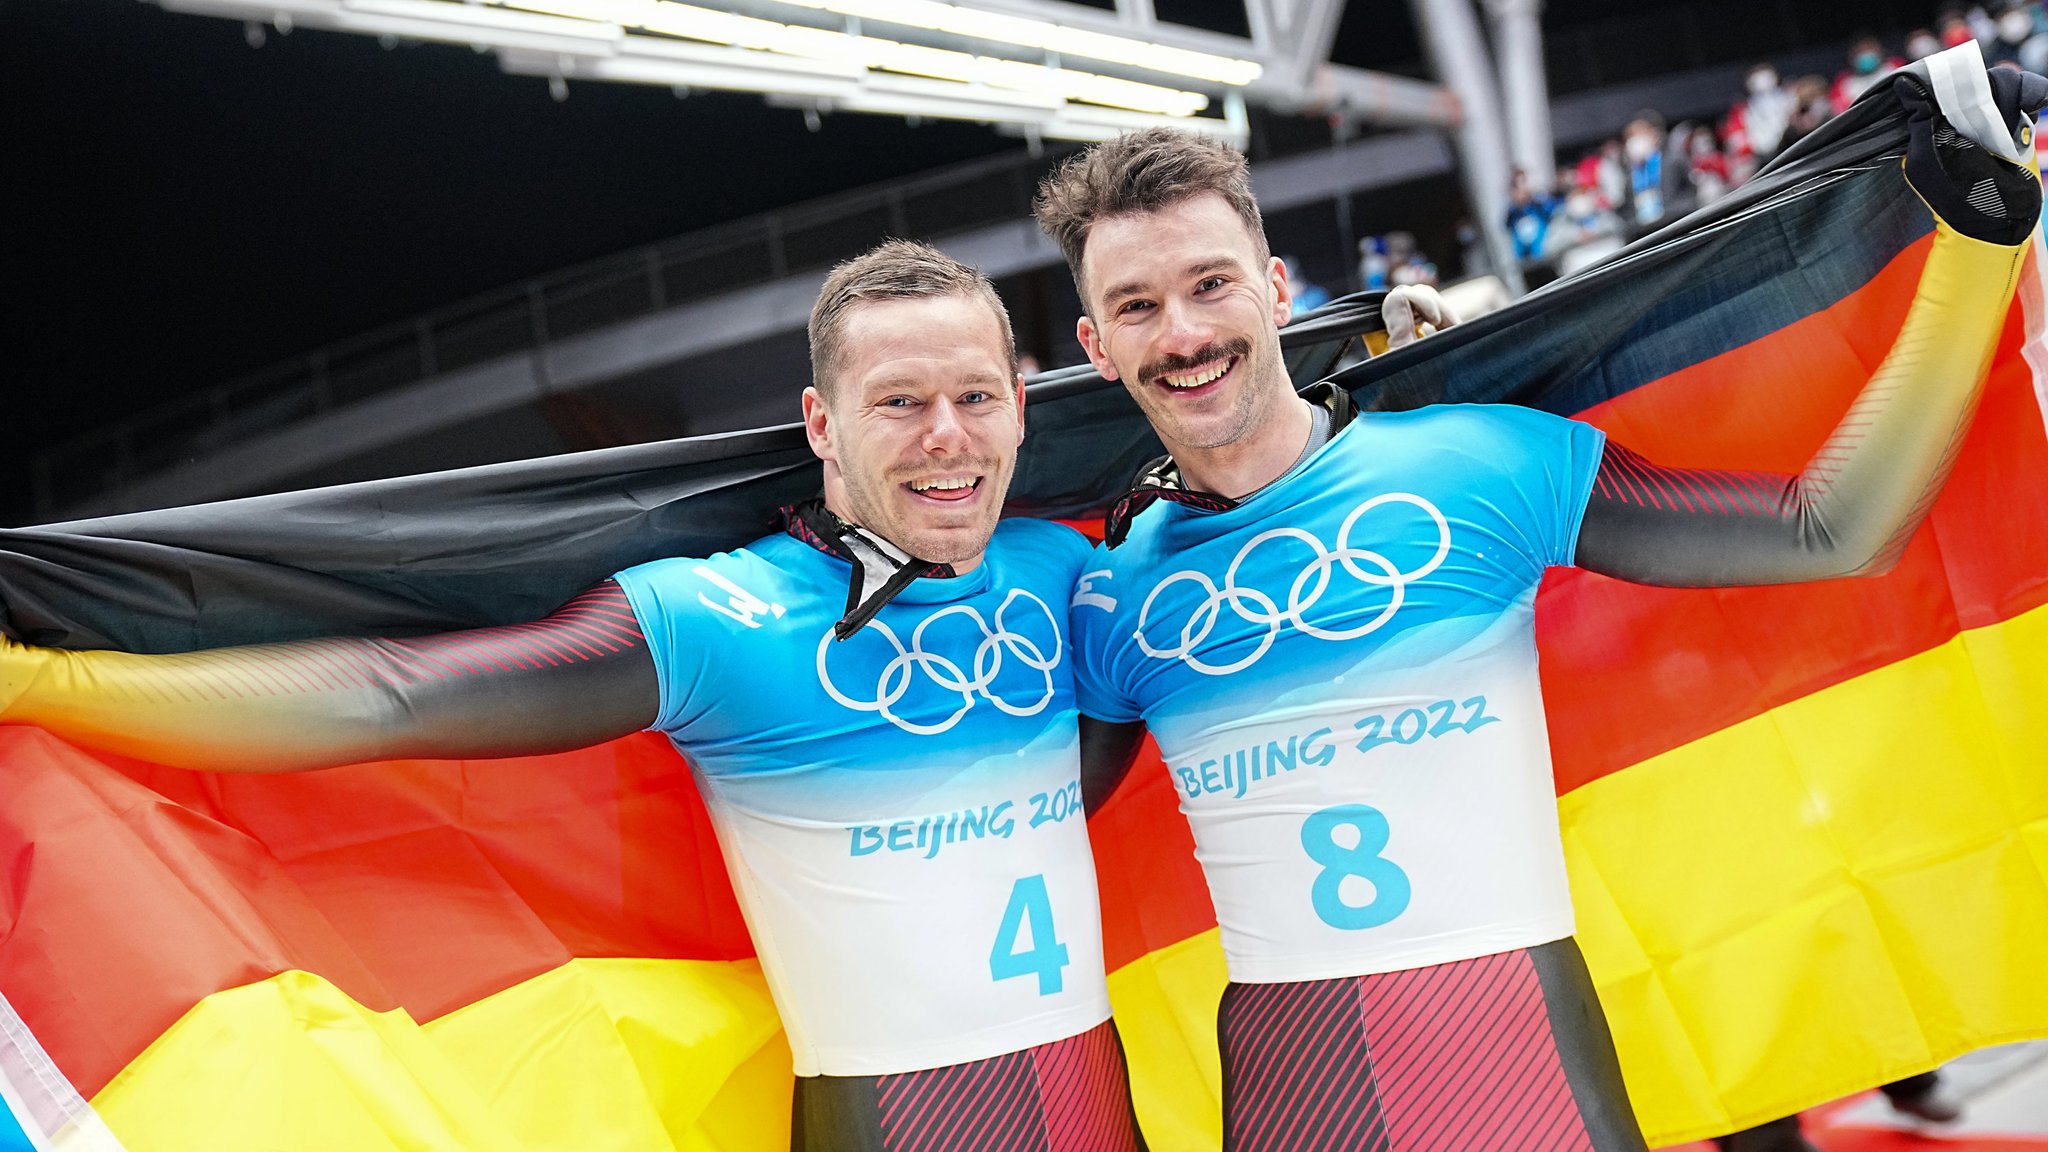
[1217, 938, 1649, 1152]
[790, 1019, 1146, 1152]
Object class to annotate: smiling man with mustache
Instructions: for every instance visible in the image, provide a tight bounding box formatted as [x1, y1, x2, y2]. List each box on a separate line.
[1036, 61, 2043, 1152]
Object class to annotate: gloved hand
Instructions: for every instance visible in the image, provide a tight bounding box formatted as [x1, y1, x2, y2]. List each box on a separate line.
[1382, 284, 1459, 350]
[1897, 66, 2045, 246]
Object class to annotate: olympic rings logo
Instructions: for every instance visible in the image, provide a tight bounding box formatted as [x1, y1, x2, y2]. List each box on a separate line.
[816, 589, 1063, 735]
[1134, 493, 1450, 676]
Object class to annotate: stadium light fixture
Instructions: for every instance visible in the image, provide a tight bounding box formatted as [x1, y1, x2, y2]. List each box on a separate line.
[158, 0, 1242, 142]
[499, 45, 864, 98]
[171, 0, 626, 54]
[769, 0, 1262, 86]
[494, 0, 1210, 115]
[489, 0, 1259, 86]
[347, 0, 616, 38]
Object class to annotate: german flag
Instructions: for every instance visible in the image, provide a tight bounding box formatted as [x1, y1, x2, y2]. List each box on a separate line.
[0, 65, 2042, 1151]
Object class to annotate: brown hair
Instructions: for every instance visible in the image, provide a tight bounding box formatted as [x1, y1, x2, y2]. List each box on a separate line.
[808, 239, 1016, 396]
[1032, 127, 1267, 304]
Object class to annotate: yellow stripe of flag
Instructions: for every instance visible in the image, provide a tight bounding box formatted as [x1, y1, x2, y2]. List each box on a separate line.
[93, 959, 788, 1152]
[1565, 600, 2048, 1144]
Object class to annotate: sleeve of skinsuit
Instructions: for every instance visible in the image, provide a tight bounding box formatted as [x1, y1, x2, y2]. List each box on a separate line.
[1079, 715, 1148, 816]
[1574, 70, 2045, 586]
[0, 580, 659, 773]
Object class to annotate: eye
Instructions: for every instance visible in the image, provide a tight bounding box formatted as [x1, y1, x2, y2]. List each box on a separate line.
[1115, 299, 1154, 317]
[1196, 275, 1227, 293]
[960, 390, 992, 404]
[878, 395, 917, 409]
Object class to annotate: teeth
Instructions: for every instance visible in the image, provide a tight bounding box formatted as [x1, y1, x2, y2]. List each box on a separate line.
[1162, 360, 1231, 389]
[910, 477, 976, 492]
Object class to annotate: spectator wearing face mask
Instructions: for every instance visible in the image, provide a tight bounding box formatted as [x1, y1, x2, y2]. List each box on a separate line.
[1725, 62, 1795, 184]
[1832, 34, 1903, 113]
[1988, 1, 2048, 71]
[1906, 27, 1945, 62]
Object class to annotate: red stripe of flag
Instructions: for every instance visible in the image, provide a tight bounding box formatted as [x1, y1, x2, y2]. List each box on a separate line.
[0, 730, 748, 1096]
[1541, 239, 2048, 794]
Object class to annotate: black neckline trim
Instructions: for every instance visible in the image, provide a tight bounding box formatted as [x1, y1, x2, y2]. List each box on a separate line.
[777, 499, 956, 639]
[1102, 383, 1357, 548]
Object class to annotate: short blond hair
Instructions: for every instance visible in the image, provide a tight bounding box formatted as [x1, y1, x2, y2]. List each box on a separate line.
[1032, 128, 1268, 303]
[808, 239, 1016, 397]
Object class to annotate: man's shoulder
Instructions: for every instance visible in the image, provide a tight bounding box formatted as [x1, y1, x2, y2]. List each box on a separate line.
[612, 532, 820, 603]
[615, 532, 839, 638]
[618, 530, 805, 577]
[1360, 399, 1554, 429]
[1346, 403, 1591, 459]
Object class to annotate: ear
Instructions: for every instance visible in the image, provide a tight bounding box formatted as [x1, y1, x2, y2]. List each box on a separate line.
[1267, 255, 1294, 328]
[1076, 314, 1120, 381]
[802, 387, 837, 463]
[1013, 371, 1028, 443]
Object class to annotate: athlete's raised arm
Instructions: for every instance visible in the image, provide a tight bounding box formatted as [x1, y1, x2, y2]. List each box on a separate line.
[1576, 69, 2044, 586]
[0, 580, 657, 773]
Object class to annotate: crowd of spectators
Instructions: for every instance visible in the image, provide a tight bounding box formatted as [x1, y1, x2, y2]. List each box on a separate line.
[1507, 3, 2048, 276]
[1297, 5, 2044, 312]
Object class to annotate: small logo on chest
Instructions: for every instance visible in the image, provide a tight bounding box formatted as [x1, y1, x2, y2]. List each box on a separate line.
[695, 566, 787, 628]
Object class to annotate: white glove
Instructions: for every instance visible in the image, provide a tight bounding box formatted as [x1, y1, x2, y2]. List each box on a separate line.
[1382, 285, 1459, 350]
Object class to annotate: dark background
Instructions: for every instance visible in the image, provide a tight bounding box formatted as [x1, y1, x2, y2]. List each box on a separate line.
[4, 0, 1929, 521]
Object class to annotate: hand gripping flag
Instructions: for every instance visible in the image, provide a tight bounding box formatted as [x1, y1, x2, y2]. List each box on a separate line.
[1, 47, 2044, 1151]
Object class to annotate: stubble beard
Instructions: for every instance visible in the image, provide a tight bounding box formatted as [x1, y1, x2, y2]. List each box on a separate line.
[1135, 337, 1283, 454]
[839, 458, 1007, 565]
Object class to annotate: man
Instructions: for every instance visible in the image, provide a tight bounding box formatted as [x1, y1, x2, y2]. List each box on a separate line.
[0, 241, 1142, 1152]
[1034, 66, 2040, 1151]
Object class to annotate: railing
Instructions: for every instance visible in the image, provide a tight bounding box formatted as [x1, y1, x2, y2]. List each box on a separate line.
[31, 144, 1070, 520]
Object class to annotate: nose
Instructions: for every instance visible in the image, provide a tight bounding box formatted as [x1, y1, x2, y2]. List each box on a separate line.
[921, 396, 970, 453]
[1157, 295, 1215, 355]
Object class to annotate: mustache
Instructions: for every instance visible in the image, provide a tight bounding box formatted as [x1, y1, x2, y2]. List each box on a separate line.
[1140, 339, 1251, 386]
[890, 459, 1003, 483]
